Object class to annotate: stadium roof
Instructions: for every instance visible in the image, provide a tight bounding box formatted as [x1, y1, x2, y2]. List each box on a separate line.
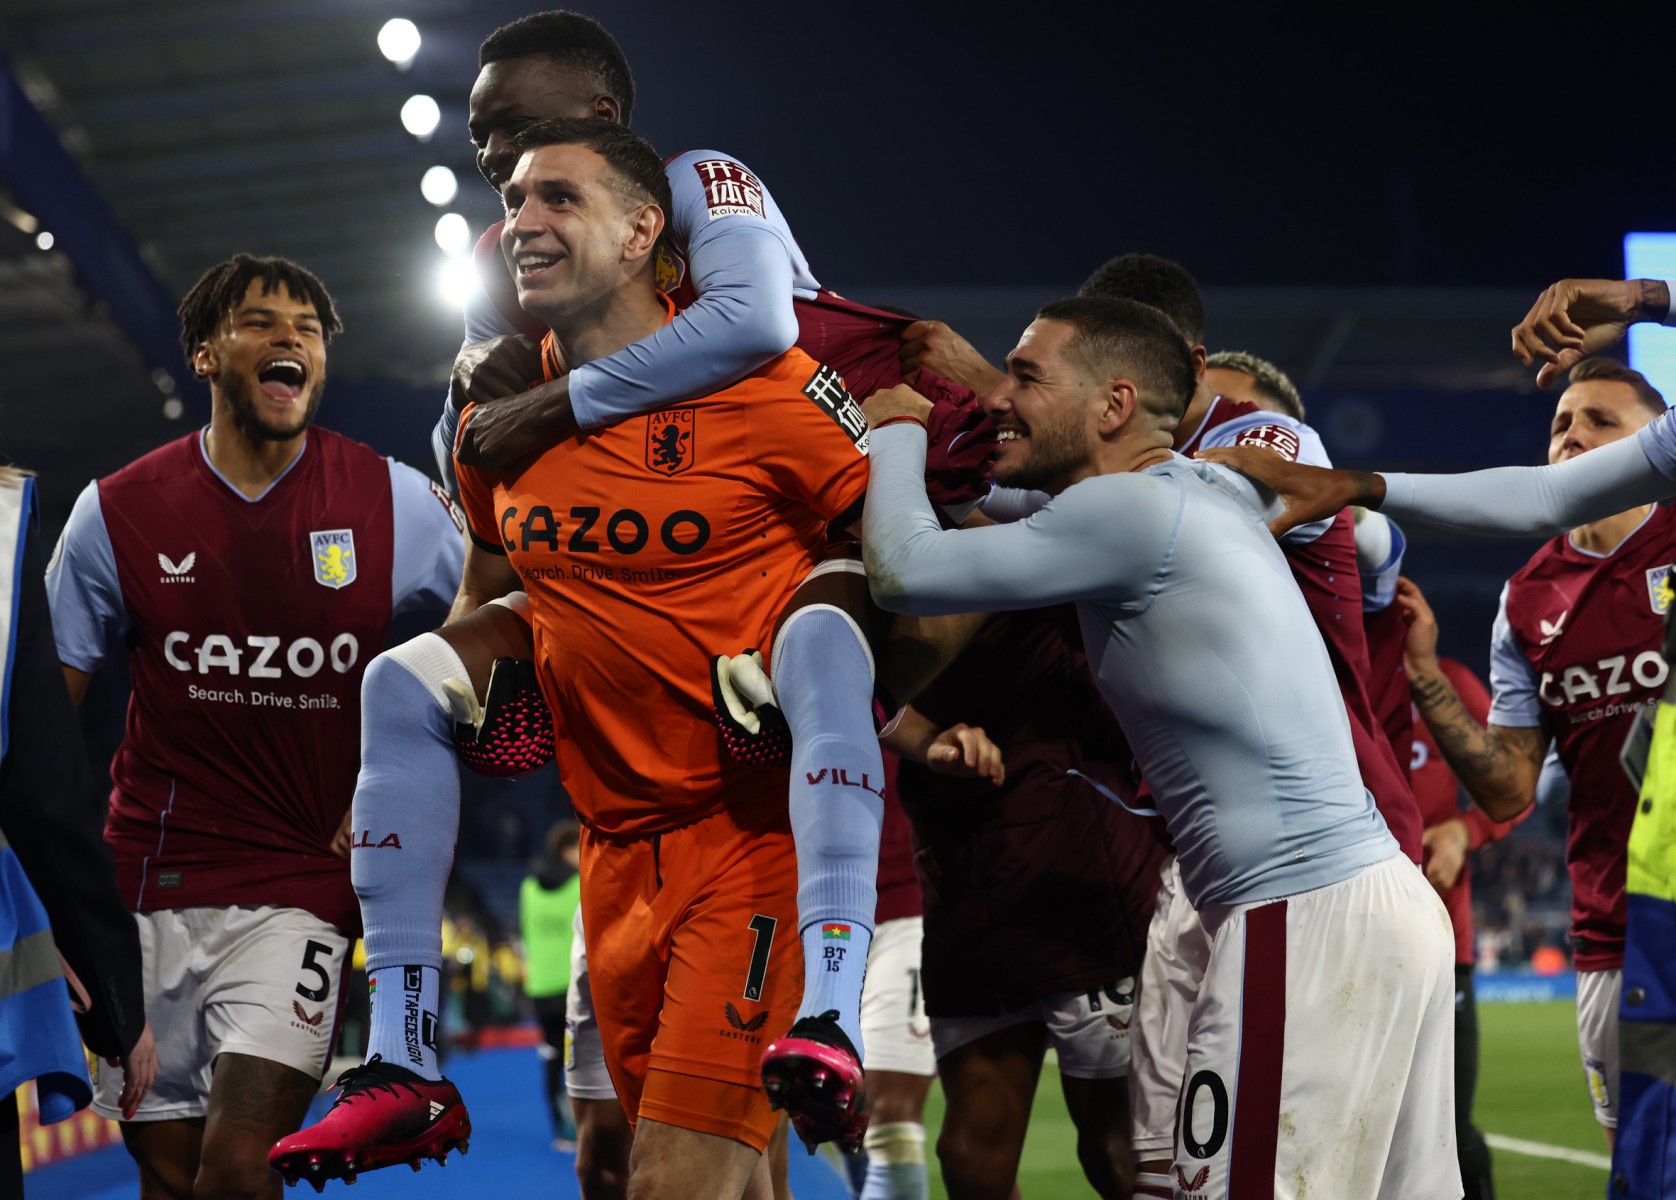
[0, 1, 1644, 519]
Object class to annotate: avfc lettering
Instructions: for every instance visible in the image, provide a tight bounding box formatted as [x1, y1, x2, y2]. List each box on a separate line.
[500, 505, 711, 557]
[646, 410, 695, 476]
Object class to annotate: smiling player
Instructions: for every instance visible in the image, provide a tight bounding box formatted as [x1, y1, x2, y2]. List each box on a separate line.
[863, 295, 1458, 1200]
[46, 255, 462, 1200]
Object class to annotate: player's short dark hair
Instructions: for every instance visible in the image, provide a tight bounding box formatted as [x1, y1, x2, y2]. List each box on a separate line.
[1207, 349, 1306, 421]
[480, 11, 635, 124]
[177, 254, 340, 362]
[1036, 296, 1197, 426]
[1078, 253, 1206, 346]
[509, 117, 672, 217]
[1569, 358, 1667, 419]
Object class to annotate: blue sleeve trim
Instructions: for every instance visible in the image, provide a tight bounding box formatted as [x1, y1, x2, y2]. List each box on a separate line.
[1487, 583, 1545, 728]
[387, 460, 466, 618]
[44, 481, 127, 673]
[1360, 519, 1406, 612]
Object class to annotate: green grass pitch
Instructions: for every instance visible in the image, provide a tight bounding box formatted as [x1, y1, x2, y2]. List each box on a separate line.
[916, 1001, 1607, 1199]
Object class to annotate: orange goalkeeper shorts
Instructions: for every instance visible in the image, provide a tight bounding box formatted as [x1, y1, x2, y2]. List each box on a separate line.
[579, 780, 803, 1151]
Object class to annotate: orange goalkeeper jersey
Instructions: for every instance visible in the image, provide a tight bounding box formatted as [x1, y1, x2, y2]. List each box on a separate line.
[457, 337, 870, 834]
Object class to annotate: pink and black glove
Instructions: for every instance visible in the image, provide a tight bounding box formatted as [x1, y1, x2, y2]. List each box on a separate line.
[442, 657, 556, 778]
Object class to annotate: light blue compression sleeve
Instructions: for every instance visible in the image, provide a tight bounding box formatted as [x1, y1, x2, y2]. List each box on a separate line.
[433, 149, 811, 490]
[865, 425, 1170, 616]
[44, 482, 128, 671]
[565, 148, 811, 429]
[1379, 419, 1676, 538]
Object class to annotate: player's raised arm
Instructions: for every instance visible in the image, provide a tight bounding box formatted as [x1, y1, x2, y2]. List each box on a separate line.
[1202, 423, 1676, 541]
[1398, 578, 1546, 822]
[899, 320, 1006, 397]
[1512, 278, 1673, 387]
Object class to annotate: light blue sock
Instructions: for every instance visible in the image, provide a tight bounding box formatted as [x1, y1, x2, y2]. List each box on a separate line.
[862, 1122, 929, 1200]
[774, 605, 882, 1057]
[351, 639, 463, 1080]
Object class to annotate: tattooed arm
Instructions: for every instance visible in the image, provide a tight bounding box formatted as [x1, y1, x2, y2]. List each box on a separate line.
[1397, 577, 1548, 821]
[1409, 664, 1547, 821]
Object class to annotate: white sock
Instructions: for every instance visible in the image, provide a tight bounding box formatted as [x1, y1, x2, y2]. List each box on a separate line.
[861, 1121, 927, 1200]
[367, 964, 442, 1080]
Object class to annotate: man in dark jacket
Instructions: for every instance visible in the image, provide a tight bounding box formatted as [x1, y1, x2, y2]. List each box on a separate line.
[0, 469, 150, 1194]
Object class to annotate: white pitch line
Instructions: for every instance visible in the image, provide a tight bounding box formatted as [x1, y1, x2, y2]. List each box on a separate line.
[1486, 1133, 1612, 1171]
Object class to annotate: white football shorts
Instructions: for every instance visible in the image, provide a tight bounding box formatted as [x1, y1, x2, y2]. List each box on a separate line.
[930, 979, 1135, 1080]
[1576, 966, 1621, 1129]
[1176, 854, 1458, 1200]
[1130, 854, 1211, 1159]
[860, 916, 936, 1077]
[93, 905, 348, 1121]
[564, 905, 617, 1101]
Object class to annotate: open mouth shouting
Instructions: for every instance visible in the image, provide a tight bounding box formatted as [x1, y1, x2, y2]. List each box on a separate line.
[256, 356, 308, 403]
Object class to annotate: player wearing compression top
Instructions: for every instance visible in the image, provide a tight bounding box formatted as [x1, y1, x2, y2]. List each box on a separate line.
[1072, 267, 1423, 1193]
[863, 296, 1459, 1200]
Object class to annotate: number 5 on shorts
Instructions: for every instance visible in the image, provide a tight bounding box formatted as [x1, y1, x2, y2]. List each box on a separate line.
[744, 915, 776, 1002]
[296, 939, 337, 1003]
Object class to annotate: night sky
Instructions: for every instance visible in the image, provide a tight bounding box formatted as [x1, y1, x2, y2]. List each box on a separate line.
[545, 5, 1672, 292]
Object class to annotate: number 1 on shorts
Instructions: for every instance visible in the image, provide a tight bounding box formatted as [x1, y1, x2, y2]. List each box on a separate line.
[744, 914, 777, 1002]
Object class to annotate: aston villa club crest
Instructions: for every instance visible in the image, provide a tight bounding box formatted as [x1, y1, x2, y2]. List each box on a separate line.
[655, 244, 687, 294]
[310, 529, 356, 589]
[1647, 564, 1675, 615]
[646, 409, 695, 475]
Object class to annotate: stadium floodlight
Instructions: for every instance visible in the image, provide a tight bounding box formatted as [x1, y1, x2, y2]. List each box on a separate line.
[34, 230, 53, 250]
[420, 165, 458, 207]
[400, 94, 441, 140]
[435, 255, 480, 308]
[1625, 233, 1676, 405]
[377, 19, 421, 67]
[435, 213, 470, 256]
